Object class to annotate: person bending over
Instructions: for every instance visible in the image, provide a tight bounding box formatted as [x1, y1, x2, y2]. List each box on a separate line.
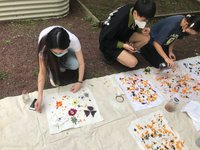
[99, 0, 156, 68]
[141, 14, 200, 68]
[35, 26, 85, 112]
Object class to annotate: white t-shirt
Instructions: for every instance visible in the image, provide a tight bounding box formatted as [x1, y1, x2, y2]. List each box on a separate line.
[38, 26, 81, 52]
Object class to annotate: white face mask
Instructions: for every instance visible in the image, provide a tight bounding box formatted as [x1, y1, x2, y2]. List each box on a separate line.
[52, 50, 68, 57]
[135, 20, 147, 29]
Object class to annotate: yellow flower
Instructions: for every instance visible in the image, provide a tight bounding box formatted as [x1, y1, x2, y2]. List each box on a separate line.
[72, 100, 78, 106]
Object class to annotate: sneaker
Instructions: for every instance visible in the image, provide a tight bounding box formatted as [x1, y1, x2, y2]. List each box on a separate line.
[159, 62, 168, 70]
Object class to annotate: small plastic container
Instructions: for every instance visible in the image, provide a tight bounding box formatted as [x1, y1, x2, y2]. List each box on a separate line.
[165, 97, 180, 112]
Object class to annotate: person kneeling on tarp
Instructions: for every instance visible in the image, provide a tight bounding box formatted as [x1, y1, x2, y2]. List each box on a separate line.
[140, 14, 200, 68]
[99, 0, 156, 68]
[35, 26, 85, 112]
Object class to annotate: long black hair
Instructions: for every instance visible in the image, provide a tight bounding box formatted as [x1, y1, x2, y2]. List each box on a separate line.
[38, 27, 70, 85]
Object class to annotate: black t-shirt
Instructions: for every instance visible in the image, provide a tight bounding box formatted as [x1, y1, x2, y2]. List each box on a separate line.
[99, 4, 138, 50]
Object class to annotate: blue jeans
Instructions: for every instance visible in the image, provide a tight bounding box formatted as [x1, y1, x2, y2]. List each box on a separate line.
[60, 48, 79, 70]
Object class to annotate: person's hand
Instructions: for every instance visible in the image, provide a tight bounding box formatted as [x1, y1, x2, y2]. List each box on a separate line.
[164, 57, 174, 68]
[142, 27, 150, 35]
[70, 82, 82, 93]
[169, 51, 176, 61]
[123, 43, 136, 53]
[35, 98, 42, 113]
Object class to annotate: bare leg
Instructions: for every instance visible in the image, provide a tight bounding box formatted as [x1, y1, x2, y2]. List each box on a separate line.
[129, 32, 150, 50]
[117, 50, 138, 68]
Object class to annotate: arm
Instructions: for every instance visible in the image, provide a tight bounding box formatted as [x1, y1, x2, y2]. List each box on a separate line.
[101, 6, 136, 52]
[141, 27, 151, 36]
[106, 25, 135, 53]
[104, 27, 139, 53]
[103, 22, 125, 50]
[168, 40, 176, 61]
[153, 41, 174, 67]
[70, 50, 85, 93]
[35, 55, 47, 112]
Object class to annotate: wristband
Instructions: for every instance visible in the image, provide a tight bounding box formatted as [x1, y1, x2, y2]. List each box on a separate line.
[78, 81, 83, 83]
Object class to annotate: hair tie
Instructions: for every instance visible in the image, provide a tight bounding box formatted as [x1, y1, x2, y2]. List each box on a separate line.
[186, 14, 191, 18]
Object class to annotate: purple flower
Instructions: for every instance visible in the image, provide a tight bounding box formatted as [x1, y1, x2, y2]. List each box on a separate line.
[68, 108, 77, 116]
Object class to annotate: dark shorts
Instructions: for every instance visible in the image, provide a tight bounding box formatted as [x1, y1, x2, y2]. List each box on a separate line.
[141, 43, 169, 68]
[99, 27, 126, 60]
[100, 46, 123, 60]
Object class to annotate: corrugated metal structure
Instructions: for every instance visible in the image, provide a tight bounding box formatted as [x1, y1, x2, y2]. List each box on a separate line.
[0, 0, 69, 21]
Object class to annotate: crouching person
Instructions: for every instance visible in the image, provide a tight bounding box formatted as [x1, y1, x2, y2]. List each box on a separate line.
[35, 26, 85, 112]
[99, 0, 156, 68]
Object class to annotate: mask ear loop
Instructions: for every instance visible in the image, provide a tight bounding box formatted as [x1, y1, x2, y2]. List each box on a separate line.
[189, 22, 195, 28]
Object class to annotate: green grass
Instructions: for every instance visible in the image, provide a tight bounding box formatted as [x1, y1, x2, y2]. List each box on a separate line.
[84, 16, 92, 22]
[14, 19, 37, 27]
[91, 21, 98, 27]
[33, 68, 39, 77]
[9, 20, 38, 34]
[3, 39, 12, 45]
[84, 15, 99, 29]
[0, 72, 8, 80]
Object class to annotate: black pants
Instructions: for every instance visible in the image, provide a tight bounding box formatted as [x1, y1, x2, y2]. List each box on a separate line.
[141, 43, 169, 68]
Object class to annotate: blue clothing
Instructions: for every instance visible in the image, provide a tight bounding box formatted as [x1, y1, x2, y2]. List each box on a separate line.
[60, 48, 79, 70]
[150, 15, 184, 48]
[141, 15, 185, 68]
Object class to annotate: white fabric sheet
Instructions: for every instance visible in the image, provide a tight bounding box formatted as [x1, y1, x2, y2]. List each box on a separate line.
[0, 57, 200, 150]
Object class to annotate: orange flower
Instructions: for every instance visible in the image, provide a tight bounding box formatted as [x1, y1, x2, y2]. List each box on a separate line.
[56, 101, 62, 108]
[145, 144, 151, 149]
[182, 88, 187, 94]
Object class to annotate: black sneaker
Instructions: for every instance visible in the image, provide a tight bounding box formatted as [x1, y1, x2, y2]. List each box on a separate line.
[103, 54, 115, 65]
